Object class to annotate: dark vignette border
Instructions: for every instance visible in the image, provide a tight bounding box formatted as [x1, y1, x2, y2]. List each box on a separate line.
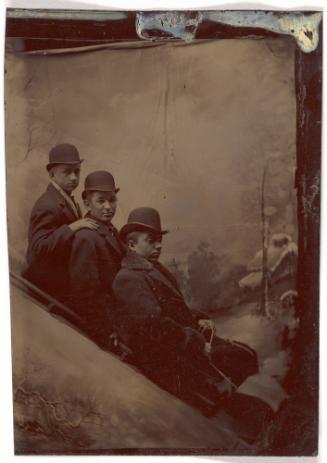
[5, 9, 322, 457]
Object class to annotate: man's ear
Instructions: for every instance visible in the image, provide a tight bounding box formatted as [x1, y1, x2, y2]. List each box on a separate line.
[83, 199, 90, 210]
[127, 239, 135, 250]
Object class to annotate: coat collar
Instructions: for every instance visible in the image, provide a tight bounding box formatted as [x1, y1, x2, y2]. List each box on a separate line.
[122, 251, 182, 298]
[121, 251, 153, 271]
[47, 182, 66, 206]
[86, 212, 124, 256]
[50, 179, 78, 214]
[46, 183, 81, 221]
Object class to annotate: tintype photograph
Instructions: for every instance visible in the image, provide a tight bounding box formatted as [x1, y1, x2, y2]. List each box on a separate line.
[4, 7, 322, 456]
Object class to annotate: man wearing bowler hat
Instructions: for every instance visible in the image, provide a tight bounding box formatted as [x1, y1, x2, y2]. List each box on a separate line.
[23, 143, 98, 302]
[68, 171, 126, 346]
[113, 207, 258, 396]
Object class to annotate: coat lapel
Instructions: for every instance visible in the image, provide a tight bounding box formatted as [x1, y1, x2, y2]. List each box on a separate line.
[88, 216, 124, 257]
[76, 203, 83, 219]
[75, 201, 83, 220]
[154, 262, 181, 291]
[47, 183, 78, 222]
[104, 229, 124, 256]
[122, 252, 182, 298]
[149, 265, 183, 299]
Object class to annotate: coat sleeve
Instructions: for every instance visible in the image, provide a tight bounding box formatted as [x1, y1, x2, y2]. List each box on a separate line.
[69, 231, 101, 302]
[29, 205, 74, 259]
[68, 231, 113, 344]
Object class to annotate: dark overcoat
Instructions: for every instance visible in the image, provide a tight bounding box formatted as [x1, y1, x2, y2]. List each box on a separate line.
[113, 252, 206, 359]
[113, 252, 258, 386]
[68, 215, 126, 341]
[23, 183, 82, 301]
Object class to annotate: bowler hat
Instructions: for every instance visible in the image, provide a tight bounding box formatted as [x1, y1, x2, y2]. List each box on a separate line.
[82, 170, 119, 200]
[120, 207, 168, 241]
[46, 143, 83, 171]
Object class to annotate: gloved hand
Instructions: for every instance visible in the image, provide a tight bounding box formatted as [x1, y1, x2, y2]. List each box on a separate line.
[198, 318, 216, 334]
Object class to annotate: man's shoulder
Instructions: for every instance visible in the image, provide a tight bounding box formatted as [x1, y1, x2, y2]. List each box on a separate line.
[115, 266, 140, 278]
[114, 267, 146, 285]
[113, 269, 149, 301]
[74, 228, 100, 243]
[31, 185, 60, 213]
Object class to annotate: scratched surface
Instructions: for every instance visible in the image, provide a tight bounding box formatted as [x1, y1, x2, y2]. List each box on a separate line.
[136, 11, 322, 53]
[5, 37, 296, 269]
[4, 9, 322, 456]
[7, 9, 323, 53]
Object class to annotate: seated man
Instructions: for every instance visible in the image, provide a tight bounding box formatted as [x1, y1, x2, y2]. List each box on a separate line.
[113, 207, 258, 397]
[68, 171, 126, 347]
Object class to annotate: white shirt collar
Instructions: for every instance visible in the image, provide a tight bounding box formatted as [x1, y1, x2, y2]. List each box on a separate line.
[51, 179, 79, 219]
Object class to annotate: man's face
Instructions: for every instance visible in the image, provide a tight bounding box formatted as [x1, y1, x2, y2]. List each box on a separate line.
[130, 231, 162, 263]
[85, 191, 117, 223]
[50, 164, 80, 193]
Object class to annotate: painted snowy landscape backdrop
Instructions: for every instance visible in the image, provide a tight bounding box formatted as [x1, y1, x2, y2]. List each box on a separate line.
[6, 35, 300, 453]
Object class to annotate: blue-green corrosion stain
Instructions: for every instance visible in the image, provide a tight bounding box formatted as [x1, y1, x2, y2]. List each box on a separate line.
[136, 11, 322, 53]
[136, 12, 202, 42]
[205, 11, 322, 53]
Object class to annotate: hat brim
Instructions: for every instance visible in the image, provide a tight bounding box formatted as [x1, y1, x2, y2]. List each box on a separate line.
[46, 160, 83, 171]
[82, 187, 120, 200]
[119, 222, 168, 241]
